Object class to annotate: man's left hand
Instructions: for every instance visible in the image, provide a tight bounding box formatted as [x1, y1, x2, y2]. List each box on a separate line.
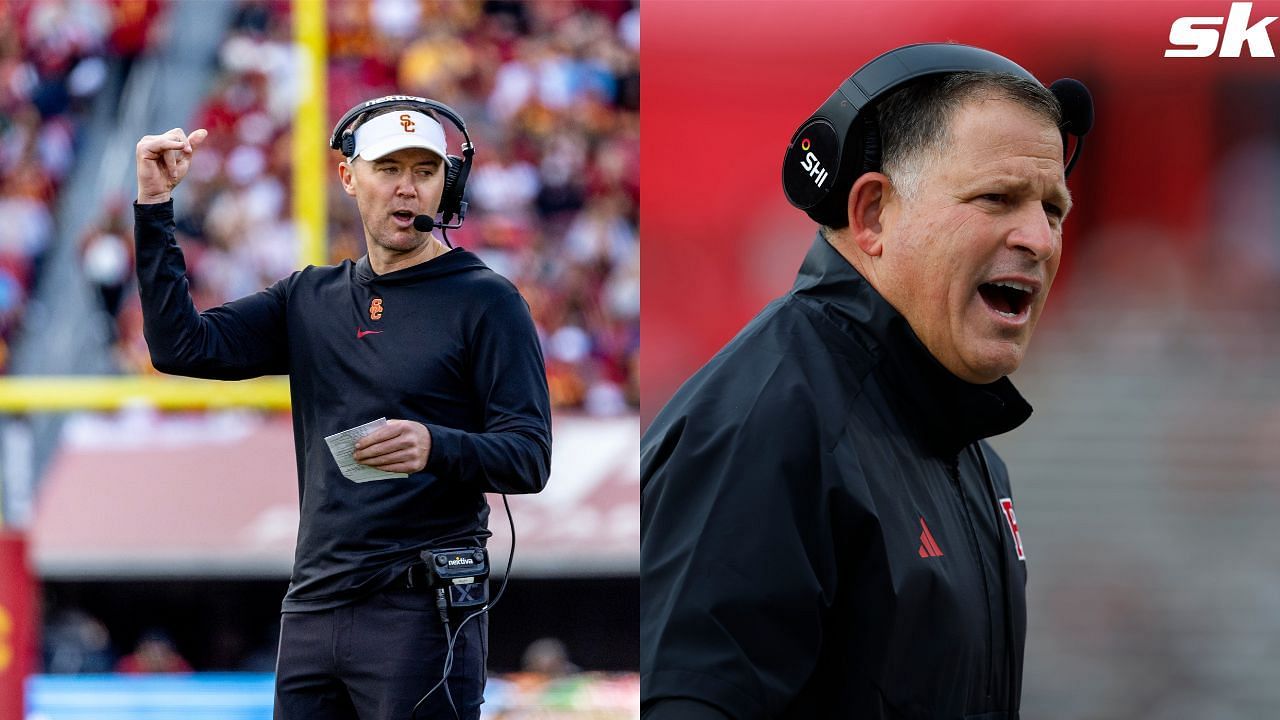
[353, 420, 432, 474]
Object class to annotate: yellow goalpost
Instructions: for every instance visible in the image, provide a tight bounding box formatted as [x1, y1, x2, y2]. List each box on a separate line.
[0, 0, 329, 416]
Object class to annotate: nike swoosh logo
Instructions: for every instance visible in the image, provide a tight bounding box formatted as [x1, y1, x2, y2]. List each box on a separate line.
[357, 329, 383, 339]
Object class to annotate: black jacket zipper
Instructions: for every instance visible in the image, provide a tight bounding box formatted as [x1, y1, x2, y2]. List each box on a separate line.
[946, 454, 996, 702]
[972, 443, 1018, 716]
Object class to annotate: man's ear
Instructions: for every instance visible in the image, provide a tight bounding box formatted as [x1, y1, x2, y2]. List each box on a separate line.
[847, 172, 891, 257]
[338, 160, 357, 197]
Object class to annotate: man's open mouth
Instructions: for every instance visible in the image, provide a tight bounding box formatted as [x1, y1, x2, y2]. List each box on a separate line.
[392, 210, 415, 222]
[978, 280, 1034, 318]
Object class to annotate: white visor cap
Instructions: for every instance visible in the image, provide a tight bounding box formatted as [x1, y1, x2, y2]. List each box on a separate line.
[352, 110, 450, 164]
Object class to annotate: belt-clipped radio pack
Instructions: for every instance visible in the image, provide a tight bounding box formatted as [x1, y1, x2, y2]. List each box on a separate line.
[420, 547, 490, 611]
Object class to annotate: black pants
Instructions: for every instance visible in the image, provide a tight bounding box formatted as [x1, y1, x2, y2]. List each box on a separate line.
[274, 580, 487, 720]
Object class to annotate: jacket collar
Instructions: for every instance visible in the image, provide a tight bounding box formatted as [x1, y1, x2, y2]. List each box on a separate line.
[791, 233, 1032, 457]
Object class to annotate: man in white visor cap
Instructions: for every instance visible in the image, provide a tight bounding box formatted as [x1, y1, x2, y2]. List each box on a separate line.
[132, 96, 552, 719]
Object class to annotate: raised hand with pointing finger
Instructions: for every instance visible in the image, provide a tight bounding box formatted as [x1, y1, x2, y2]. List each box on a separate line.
[135, 127, 208, 205]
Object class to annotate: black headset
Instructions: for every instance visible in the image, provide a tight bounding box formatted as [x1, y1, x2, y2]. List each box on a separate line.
[330, 94, 475, 228]
[782, 43, 1094, 228]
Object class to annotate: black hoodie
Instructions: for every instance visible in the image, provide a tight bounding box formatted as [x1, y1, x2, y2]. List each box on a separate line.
[134, 201, 551, 611]
[641, 234, 1031, 719]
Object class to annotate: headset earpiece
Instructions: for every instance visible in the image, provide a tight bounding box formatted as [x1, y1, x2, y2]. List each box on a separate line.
[440, 154, 465, 223]
[782, 43, 1091, 228]
[803, 114, 883, 229]
[330, 94, 476, 227]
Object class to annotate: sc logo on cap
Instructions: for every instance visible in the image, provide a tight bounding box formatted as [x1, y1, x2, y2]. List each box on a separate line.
[400, 114, 416, 132]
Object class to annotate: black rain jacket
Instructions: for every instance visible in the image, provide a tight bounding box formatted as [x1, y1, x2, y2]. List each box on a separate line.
[641, 235, 1032, 719]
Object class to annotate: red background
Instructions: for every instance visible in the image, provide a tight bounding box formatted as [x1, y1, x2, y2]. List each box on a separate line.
[0, 532, 35, 719]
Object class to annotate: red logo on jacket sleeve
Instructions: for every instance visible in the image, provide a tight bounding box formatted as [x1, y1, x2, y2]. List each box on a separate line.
[998, 498, 1025, 561]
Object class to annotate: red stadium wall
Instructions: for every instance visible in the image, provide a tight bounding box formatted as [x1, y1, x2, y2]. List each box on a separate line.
[0, 532, 35, 719]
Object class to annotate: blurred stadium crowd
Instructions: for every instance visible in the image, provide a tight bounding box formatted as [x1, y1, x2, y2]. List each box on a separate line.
[8, 0, 639, 419]
[0, 0, 160, 371]
[3, 0, 639, 699]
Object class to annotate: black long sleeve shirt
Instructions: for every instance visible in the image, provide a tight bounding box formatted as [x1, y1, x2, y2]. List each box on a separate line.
[134, 201, 551, 611]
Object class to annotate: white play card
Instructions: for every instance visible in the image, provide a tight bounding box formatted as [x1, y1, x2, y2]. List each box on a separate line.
[324, 417, 410, 483]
